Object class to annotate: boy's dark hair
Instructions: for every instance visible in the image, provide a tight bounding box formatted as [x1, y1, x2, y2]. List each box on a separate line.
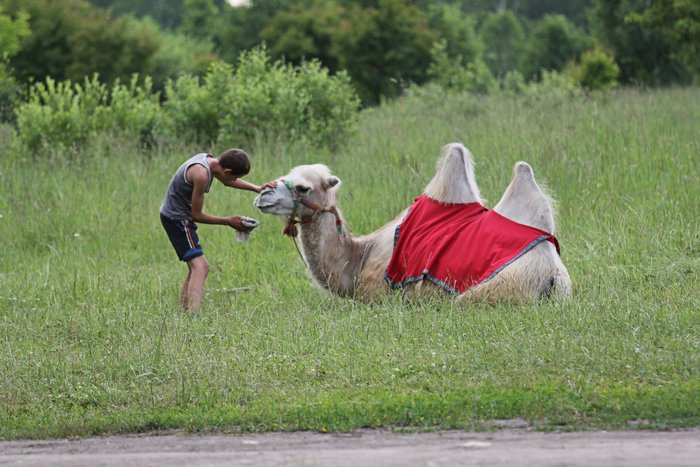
[218, 148, 250, 176]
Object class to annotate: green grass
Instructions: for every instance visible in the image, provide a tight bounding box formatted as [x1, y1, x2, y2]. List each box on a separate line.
[1, 87, 698, 439]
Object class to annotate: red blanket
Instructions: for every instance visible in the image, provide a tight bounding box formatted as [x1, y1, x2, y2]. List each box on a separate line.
[385, 195, 560, 294]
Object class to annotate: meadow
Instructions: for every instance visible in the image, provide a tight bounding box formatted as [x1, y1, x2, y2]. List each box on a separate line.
[1, 87, 698, 439]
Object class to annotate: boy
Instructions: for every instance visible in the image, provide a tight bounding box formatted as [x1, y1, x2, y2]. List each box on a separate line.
[160, 148, 274, 312]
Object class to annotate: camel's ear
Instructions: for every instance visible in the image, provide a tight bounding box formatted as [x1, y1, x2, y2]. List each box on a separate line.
[324, 176, 341, 189]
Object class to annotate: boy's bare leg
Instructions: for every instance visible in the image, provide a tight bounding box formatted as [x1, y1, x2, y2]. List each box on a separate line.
[180, 269, 192, 309]
[183, 256, 209, 312]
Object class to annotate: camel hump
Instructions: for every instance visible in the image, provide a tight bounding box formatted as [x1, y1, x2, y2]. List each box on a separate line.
[512, 161, 537, 183]
[494, 160, 556, 234]
[424, 142, 482, 204]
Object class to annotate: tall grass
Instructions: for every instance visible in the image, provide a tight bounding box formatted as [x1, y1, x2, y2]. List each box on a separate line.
[1, 87, 698, 439]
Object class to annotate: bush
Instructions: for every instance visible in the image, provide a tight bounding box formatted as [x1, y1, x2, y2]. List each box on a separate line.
[0, 61, 22, 123]
[164, 47, 360, 148]
[427, 40, 496, 94]
[12, 47, 359, 152]
[523, 70, 583, 100]
[566, 48, 620, 91]
[15, 74, 162, 152]
[520, 14, 591, 80]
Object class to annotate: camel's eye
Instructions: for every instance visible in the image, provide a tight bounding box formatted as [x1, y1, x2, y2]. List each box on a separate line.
[295, 185, 311, 195]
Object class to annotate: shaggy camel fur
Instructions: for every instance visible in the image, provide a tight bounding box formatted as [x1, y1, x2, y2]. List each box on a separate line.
[254, 143, 571, 302]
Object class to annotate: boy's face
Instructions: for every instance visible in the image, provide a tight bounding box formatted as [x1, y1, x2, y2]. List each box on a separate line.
[222, 169, 241, 184]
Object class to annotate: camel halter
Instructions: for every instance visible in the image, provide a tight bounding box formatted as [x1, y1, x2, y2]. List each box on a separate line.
[280, 179, 344, 238]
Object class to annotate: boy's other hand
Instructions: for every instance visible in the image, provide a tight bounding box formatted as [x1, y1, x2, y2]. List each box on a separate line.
[227, 216, 252, 232]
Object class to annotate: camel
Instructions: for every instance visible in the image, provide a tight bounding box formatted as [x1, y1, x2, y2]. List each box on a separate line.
[254, 143, 571, 302]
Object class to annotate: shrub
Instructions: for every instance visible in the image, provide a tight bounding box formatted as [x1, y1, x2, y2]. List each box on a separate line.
[0, 61, 22, 123]
[427, 40, 496, 94]
[566, 48, 620, 91]
[15, 74, 162, 152]
[523, 70, 583, 100]
[164, 47, 360, 148]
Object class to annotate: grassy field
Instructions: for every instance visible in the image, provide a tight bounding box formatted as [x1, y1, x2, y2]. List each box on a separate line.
[1, 87, 698, 439]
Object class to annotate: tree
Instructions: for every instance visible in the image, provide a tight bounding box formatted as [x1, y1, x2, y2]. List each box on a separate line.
[213, 0, 292, 64]
[88, 0, 185, 29]
[179, 0, 219, 40]
[0, 5, 30, 59]
[427, 3, 483, 66]
[480, 10, 525, 77]
[591, 0, 688, 85]
[636, 0, 700, 76]
[520, 14, 591, 80]
[4, 0, 160, 84]
[335, 0, 437, 104]
[0, 5, 31, 122]
[260, 1, 345, 73]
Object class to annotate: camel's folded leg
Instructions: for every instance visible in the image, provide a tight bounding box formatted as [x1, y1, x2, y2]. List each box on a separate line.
[457, 161, 572, 302]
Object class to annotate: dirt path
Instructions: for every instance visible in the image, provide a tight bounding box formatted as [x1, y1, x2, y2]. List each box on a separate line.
[2, 427, 699, 466]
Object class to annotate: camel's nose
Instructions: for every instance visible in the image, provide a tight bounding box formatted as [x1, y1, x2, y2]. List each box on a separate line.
[253, 190, 277, 209]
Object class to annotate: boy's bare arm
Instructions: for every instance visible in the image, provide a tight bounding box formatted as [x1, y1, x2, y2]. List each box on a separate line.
[188, 165, 248, 231]
[227, 178, 260, 192]
[228, 178, 277, 192]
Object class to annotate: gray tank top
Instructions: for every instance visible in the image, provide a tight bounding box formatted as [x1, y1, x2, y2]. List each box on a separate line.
[160, 153, 214, 220]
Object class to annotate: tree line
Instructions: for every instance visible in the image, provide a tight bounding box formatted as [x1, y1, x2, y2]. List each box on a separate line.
[1, 0, 698, 112]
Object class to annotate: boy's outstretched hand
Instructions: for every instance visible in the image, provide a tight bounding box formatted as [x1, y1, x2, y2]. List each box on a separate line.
[227, 216, 252, 232]
[259, 180, 278, 191]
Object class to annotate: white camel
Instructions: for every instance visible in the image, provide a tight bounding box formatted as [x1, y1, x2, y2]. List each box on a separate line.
[254, 143, 571, 302]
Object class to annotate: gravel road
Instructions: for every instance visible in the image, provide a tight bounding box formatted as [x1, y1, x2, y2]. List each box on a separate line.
[2, 427, 698, 466]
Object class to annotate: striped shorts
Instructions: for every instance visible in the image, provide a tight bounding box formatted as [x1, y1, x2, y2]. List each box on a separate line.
[160, 213, 203, 261]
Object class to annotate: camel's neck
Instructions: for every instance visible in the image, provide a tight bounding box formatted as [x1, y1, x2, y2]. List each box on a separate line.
[298, 209, 367, 297]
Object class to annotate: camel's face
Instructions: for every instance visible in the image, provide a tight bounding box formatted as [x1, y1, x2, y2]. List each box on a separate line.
[253, 179, 298, 216]
[254, 164, 341, 218]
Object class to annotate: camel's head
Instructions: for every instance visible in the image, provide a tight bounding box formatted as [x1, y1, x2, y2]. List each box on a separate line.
[254, 164, 341, 221]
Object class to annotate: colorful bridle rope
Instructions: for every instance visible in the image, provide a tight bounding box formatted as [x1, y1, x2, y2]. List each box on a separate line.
[281, 179, 343, 238]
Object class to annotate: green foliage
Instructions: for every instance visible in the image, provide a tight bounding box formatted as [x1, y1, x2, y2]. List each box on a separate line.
[14, 74, 162, 152]
[146, 18, 218, 89]
[335, 0, 437, 104]
[427, 3, 483, 67]
[88, 0, 187, 29]
[635, 0, 700, 76]
[427, 40, 496, 94]
[0, 5, 30, 59]
[523, 69, 582, 99]
[164, 47, 360, 147]
[0, 6, 28, 122]
[3, 0, 162, 84]
[65, 11, 162, 85]
[178, 0, 219, 40]
[590, 0, 688, 85]
[0, 61, 22, 122]
[480, 11, 525, 78]
[213, 0, 291, 64]
[162, 61, 233, 144]
[260, 1, 344, 73]
[566, 47, 620, 91]
[520, 14, 591, 80]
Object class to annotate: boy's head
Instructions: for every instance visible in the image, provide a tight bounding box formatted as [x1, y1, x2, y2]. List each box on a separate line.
[218, 148, 251, 176]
